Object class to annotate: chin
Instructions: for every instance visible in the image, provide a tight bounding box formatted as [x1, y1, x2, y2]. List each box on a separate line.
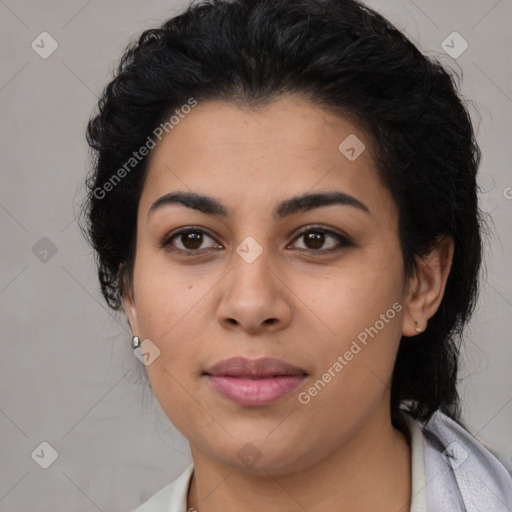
[204, 430, 317, 475]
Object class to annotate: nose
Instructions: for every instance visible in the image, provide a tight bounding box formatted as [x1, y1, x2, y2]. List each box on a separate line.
[216, 246, 292, 335]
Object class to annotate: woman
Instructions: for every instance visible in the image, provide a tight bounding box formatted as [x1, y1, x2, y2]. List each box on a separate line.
[81, 0, 512, 510]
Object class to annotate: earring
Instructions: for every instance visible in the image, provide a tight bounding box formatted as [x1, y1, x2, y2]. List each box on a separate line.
[415, 321, 422, 333]
[131, 336, 141, 349]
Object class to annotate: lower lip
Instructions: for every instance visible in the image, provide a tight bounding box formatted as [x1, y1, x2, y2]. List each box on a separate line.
[206, 375, 306, 407]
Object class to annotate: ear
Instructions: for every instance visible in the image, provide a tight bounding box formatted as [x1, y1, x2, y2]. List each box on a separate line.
[120, 264, 140, 335]
[402, 235, 454, 337]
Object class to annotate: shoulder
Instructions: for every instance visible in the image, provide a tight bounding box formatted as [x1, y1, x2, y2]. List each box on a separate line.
[133, 463, 194, 512]
[410, 409, 512, 509]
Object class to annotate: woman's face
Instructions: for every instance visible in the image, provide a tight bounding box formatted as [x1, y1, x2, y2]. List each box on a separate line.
[124, 96, 417, 474]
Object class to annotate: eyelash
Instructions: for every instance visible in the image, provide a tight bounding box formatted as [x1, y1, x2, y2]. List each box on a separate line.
[160, 225, 353, 255]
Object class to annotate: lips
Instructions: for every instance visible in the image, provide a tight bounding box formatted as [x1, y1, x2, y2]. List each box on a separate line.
[204, 356, 308, 378]
[203, 357, 308, 407]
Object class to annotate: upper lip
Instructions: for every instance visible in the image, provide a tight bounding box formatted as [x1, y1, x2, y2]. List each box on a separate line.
[203, 357, 308, 378]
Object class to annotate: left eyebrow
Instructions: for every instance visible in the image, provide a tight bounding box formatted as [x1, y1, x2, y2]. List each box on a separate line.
[147, 190, 371, 220]
[274, 191, 371, 218]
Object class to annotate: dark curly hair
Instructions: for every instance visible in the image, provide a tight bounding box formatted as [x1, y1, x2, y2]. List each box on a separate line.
[81, 0, 484, 428]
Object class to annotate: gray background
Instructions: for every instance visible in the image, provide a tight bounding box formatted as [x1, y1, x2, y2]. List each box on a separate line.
[1, 0, 511, 510]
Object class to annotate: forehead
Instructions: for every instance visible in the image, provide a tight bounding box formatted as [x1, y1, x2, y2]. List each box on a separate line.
[148, 96, 365, 162]
[139, 96, 396, 223]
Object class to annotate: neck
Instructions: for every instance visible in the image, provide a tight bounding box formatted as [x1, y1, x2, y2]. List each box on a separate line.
[187, 407, 412, 512]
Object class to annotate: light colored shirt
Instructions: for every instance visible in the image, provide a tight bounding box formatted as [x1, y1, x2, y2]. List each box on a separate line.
[134, 409, 512, 511]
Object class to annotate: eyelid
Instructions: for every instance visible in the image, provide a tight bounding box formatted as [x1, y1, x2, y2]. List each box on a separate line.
[160, 226, 220, 251]
[289, 224, 353, 251]
[291, 224, 353, 243]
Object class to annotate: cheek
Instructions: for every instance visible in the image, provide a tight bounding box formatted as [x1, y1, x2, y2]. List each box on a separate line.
[294, 247, 405, 401]
[132, 265, 213, 431]
[296, 246, 404, 340]
[131, 253, 221, 392]
[296, 302, 403, 445]
[132, 247, 206, 337]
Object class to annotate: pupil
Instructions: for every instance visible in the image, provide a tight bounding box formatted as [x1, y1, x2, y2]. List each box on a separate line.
[306, 232, 324, 250]
[183, 231, 203, 250]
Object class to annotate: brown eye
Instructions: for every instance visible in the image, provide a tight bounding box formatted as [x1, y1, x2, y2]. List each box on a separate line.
[161, 225, 352, 255]
[161, 228, 220, 252]
[290, 226, 352, 253]
[178, 231, 204, 250]
[302, 231, 326, 250]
